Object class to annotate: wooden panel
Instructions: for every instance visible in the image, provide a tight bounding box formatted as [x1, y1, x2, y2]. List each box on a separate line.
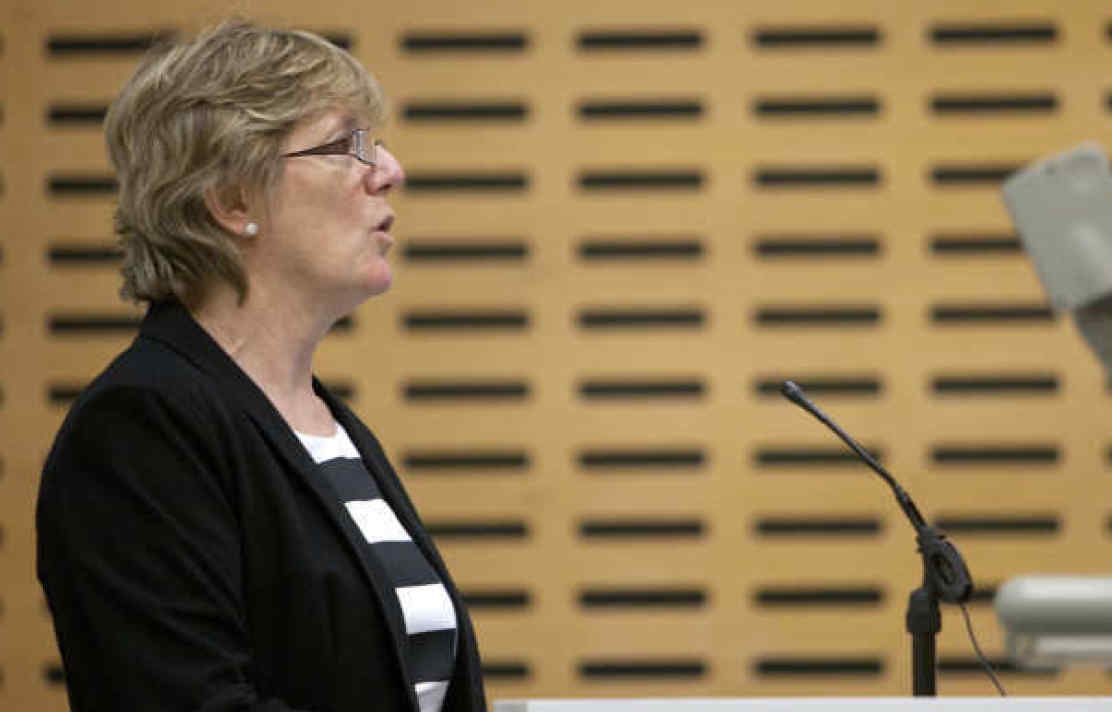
[7, 0, 1112, 707]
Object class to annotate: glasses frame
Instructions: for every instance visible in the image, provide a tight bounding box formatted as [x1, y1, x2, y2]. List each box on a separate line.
[282, 128, 381, 166]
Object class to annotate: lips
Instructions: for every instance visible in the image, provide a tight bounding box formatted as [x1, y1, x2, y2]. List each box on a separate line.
[374, 213, 395, 232]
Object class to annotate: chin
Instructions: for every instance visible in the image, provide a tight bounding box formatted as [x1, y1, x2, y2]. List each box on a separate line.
[367, 277, 392, 296]
[361, 264, 393, 297]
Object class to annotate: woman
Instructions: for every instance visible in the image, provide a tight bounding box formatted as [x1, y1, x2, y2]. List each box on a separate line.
[36, 20, 486, 712]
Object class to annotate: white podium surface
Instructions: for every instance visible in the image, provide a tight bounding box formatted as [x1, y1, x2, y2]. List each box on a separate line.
[494, 698, 1111, 712]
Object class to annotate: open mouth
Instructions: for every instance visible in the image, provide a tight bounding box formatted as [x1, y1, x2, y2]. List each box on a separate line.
[374, 214, 395, 233]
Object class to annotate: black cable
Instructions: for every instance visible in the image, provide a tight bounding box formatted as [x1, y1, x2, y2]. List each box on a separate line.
[958, 601, 1007, 696]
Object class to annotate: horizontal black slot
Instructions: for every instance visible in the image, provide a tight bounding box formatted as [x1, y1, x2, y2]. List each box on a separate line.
[931, 304, 1053, 323]
[579, 660, 706, 678]
[400, 32, 527, 53]
[969, 584, 998, 604]
[403, 241, 527, 262]
[939, 657, 1056, 675]
[755, 446, 882, 467]
[932, 445, 1058, 464]
[405, 172, 528, 192]
[930, 233, 1022, 255]
[930, 23, 1057, 46]
[47, 30, 174, 56]
[578, 448, 705, 469]
[48, 175, 118, 195]
[752, 26, 880, 48]
[47, 103, 109, 125]
[931, 93, 1056, 115]
[930, 164, 1020, 186]
[755, 517, 881, 537]
[43, 662, 65, 685]
[578, 307, 704, 329]
[579, 379, 704, 399]
[321, 381, 355, 401]
[753, 96, 879, 117]
[403, 450, 529, 470]
[426, 520, 528, 539]
[403, 101, 528, 122]
[754, 376, 881, 398]
[404, 380, 529, 401]
[48, 383, 84, 405]
[755, 657, 883, 676]
[462, 589, 531, 609]
[755, 306, 881, 326]
[48, 243, 122, 264]
[580, 587, 706, 608]
[331, 316, 355, 333]
[403, 310, 529, 330]
[579, 239, 703, 261]
[934, 516, 1059, 535]
[580, 519, 704, 539]
[48, 314, 140, 334]
[579, 170, 703, 190]
[755, 167, 880, 187]
[482, 661, 531, 678]
[320, 34, 353, 50]
[932, 374, 1058, 395]
[755, 586, 883, 607]
[577, 30, 702, 51]
[579, 99, 703, 119]
[753, 235, 880, 257]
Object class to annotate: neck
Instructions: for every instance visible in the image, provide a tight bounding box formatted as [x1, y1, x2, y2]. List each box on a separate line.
[191, 280, 337, 433]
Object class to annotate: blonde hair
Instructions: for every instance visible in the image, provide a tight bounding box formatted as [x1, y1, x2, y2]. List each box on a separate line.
[106, 19, 386, 307]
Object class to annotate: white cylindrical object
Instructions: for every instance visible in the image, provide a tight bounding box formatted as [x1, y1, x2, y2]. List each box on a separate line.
[996, 576, 1112, 633]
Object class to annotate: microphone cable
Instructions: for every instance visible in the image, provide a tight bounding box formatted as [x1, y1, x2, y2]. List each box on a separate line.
[958, 601, 1007, 696]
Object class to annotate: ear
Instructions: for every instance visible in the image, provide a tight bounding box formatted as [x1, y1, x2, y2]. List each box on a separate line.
[203, 182, 255, 237]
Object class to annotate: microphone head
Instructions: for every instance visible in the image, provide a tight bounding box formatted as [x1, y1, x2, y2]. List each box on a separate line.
[780, 380, 807, 405]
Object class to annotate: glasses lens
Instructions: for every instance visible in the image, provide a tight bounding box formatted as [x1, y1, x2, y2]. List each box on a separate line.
[366, 137, 382, 166]
[351, 130, 364, 163]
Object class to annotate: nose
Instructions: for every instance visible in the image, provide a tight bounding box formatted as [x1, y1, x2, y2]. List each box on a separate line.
[367, 145, 405, 194]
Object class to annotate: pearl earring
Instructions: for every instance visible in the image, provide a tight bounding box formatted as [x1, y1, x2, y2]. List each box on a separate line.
[244, 221, 259, 237]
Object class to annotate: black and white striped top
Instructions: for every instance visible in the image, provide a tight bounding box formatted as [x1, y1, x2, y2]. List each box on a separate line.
[297, 424, 457, 712]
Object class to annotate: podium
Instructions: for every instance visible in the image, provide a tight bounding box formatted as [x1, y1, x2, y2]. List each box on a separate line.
[495, 699, 1111, 711]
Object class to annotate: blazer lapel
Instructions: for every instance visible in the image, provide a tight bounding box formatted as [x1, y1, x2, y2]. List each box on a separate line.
[323, 389, 488, 710]
[138, 301, 420, 711]
[321, 390, 449, 578]
[239, 401, 421, 711]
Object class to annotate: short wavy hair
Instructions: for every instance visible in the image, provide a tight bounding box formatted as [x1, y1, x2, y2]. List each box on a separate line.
[106, 19, 386, 307]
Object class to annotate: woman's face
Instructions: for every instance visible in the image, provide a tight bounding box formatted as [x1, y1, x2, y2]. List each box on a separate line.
[254, 107, 405, 315]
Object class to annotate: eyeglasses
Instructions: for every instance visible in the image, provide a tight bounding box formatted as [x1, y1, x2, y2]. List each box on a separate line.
[282, 128, 382, 166]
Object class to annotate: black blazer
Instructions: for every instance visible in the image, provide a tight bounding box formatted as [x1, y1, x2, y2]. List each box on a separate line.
[37, 301, 486, 712]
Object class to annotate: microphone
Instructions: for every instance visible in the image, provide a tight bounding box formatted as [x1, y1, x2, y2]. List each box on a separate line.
[781, 380, 992, 696]
[779, 380, 972, 604]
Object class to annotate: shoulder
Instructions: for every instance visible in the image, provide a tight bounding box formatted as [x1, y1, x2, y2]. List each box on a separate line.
[45, 336, 237, 480]
[74, 334, 228, 424]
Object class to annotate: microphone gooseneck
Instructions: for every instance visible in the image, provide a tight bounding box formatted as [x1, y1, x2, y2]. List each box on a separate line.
[778, 380, 972, 607]
[779, 380, 927, 530]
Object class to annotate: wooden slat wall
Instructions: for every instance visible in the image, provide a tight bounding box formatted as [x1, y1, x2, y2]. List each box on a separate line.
[6, 0, 1112, 708]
